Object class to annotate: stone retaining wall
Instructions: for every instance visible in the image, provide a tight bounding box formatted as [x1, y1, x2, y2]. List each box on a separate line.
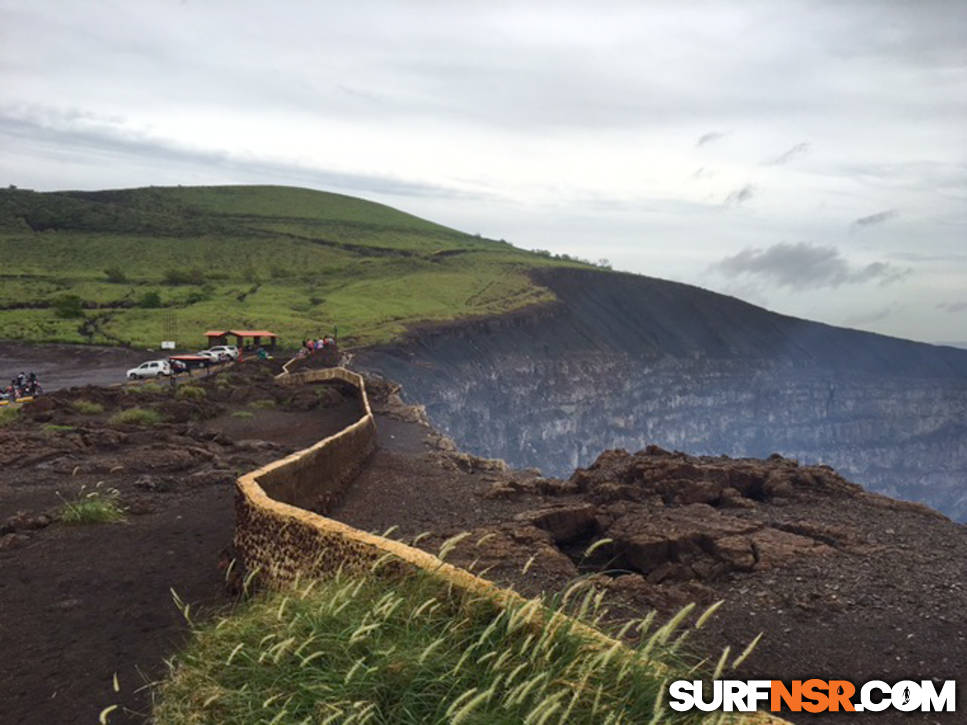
[232, 365, 788, 724]
[234, 367, 510, 588]
[255, 369, 375, 512]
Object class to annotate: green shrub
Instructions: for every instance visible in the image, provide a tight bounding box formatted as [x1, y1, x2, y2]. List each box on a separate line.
[103, 266, 127, 283]
[110, 407, 163, 426]
[184, 287, 214, 305]
[138, 291, 162, 308]
[131, 382, 164, 395]
[176, 385, 206, 401]
[164, 267, 206, 285]
[153, 569, 717, 725]
[58, 483, 124, 525]
[71, 399, 104, 415]
[247, 398, 276, 410]
[52, 294, 84, 318]
[42, 423, 75, 432]
[0, 406, 19, 427]
[230, 410, 254, 419]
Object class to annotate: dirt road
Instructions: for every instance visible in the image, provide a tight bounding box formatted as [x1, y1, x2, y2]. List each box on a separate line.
[0, 342, 152, 391]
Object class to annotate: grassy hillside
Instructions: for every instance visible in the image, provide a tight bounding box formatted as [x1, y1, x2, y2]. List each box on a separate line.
[0, 186, 586, 348]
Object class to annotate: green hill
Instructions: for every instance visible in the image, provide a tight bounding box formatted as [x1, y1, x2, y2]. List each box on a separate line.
[0, 185, 586, 347]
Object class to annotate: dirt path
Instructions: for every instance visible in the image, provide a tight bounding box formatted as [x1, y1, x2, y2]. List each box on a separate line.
[0, 341, 151, 391]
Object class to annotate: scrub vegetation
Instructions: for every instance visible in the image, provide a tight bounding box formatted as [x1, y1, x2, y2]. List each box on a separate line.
[109, 407, 163, 426]
[57, 483, 125, 525]
[153, 567, 725, 725]
[0, 406, 19, 427]
[0, 185, 600, 347]
[71, 399, 105, 414]
[175, 384, 207, 401]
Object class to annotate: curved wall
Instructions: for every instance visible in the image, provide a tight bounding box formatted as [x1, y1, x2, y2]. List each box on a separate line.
[233, 367, 528, 596]
[231, 365, 787, 724]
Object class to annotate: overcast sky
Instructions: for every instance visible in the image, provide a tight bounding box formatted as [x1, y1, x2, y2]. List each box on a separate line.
[2, 0, 965, 344]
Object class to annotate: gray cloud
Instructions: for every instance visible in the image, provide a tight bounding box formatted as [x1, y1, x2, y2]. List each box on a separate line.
[852, 209, 899, 229]
[937, 301, 967, 313]
[724, 184, 755, 206]
[696, 131, 725, 147]
[0, 108, 480, 200]
[842, 305, 899, 326]
[837, 161, 967, 195]
[5, 2, 962, 136]
[711, 242, 909, 290]
[888, 251, 967, 263]
[768, 142, 811, 165]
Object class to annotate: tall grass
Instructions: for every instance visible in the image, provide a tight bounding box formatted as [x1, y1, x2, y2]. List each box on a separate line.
[175, 384, 206, 401]
[247, 398, 276, 410]
[154, 568, 729, 724]
[72, 399, 104, 415]
[0, 406, 19, 427]
[58, 482, 125, 525]
[110, 407, 163, 426]
[130, 382, 164, 395]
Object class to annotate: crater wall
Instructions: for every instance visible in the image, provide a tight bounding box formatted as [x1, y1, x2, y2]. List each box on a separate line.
[357, 268, 967, 521]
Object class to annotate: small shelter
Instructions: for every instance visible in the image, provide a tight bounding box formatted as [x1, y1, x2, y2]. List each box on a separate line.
[204, 329, 279, 350]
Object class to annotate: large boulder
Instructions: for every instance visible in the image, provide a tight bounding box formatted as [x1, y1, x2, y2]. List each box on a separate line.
[605, 502, 837, 581]
[513, 503, 598, 544]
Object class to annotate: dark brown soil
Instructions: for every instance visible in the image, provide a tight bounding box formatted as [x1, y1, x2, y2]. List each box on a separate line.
[2, 486, 233, 724]
[0, 361, 363, 725]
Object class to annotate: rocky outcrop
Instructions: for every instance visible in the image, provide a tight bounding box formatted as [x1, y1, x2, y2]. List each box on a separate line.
[493, 446, 879, 586]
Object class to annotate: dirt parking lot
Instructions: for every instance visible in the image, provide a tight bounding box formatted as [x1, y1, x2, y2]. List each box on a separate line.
[0, 342, 168, 391]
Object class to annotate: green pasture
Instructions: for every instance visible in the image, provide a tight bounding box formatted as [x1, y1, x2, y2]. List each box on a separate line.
[0, 185, 586, 347]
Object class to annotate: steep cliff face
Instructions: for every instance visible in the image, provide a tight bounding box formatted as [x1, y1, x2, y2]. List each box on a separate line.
[357, 268, 967, 521]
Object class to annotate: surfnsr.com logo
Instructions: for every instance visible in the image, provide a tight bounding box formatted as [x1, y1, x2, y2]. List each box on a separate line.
[668, 679, 956, 714]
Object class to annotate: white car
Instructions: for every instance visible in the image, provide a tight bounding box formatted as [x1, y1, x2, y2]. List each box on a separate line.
[205, 345, 239, 360]
[127, 359, 172, 380]
[196, 349, 231, 362]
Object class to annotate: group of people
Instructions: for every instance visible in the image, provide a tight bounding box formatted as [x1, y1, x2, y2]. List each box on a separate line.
[3, 371, 42, 401]
[295, 335, 336, 359]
